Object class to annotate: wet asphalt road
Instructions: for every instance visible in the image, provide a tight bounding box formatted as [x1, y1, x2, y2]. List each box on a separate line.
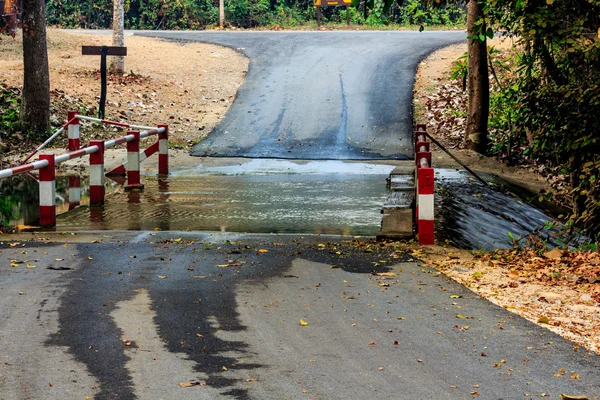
[137, 31, 464, 160]
[1, 232, 599, 399]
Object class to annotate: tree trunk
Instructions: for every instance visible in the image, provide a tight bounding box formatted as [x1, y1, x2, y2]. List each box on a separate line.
[465, 0, 489, 154]
[219, 0, 224, 28]
[21, 0, 50, 136]
[110, 0, 125, 74]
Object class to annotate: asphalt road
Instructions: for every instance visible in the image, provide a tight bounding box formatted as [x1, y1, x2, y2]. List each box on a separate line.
[138, 31, 464, 160]
[1, 232, 599, 399]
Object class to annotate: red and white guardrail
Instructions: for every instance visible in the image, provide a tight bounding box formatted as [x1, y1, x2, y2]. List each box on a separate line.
[0, 112, 169, 227]
[415, 124, 434, 246]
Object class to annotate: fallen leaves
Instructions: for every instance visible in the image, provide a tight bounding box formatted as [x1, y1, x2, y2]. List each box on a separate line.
[425, 246, 600, 354]
[456, 314, 473, 319]
[537, 316, 550, 324]
[299, 319, 308, 326]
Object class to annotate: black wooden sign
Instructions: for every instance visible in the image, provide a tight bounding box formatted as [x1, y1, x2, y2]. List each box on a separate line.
[82, 46, 128, 119]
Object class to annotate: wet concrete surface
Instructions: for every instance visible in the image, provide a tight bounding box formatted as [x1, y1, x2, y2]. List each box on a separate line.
[136, 31, 465, 160]
[1, 232, 599, 399]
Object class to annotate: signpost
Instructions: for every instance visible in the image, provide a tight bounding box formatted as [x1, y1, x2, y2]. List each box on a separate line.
[82, 45, 127, 119]
[314, 0, 352, 26]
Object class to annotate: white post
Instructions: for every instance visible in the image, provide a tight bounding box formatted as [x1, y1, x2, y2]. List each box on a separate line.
[219, 0, 225, 29]
[111, 0, 125, 74]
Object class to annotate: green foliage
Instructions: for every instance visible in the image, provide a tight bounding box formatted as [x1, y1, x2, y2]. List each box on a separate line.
[397, 0, 465, 26]
[45, 0, 464, 28]
[0, 198, 12, 227]
[226, 0, 271, 28]
[450, 51, 468, 89]
[0, 84, 21, 137]
[484, 0, 600, 237]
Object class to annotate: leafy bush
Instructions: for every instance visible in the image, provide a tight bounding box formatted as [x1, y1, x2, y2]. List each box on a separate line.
[45, 0, 464, 29]
[0, 84, 21, 137]
[486, 0, 600, 238]
[397, 0, 466, 26]
[0, 198, 12, 227]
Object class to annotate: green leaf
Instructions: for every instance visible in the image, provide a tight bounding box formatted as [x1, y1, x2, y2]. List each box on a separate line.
[486, 28, 494, 39]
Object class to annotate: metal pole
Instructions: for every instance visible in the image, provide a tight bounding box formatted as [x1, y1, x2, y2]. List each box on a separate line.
[423, 131, 489, 186]
[99, 46, 108, 119]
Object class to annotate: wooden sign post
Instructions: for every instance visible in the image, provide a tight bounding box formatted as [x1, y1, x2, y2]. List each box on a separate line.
[314, 0, 352, 27]
[82, 45, 127, 119]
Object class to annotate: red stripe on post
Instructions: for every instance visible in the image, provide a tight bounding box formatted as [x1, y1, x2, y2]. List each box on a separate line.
[39, 154, 56, 227]
[89, 140, 105, 206]
[69, 176, 80, 186]
[39, 206, 57, 228]
[127, 131, 140, 153]
[418, 220, 434, 245]
[68, 138, 80, 151]
[128, 170, 140, 183]
[125, 131, 144, 191]
[89, 186, 104, 205]
[417, 167, 434, 195]
[68, 111, 79, 126]
[39, 154, 55, 182]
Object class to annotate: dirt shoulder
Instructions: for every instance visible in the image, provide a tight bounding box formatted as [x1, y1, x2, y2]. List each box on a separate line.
[0, 29, 248, 172]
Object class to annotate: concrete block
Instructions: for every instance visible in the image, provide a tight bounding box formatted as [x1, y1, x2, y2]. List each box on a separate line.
[378, 208, 413, 240]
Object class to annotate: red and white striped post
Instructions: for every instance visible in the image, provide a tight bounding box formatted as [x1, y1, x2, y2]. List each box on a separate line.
[158, 124, 169, 176]
[68, 176, 81, 210]
[38, 154, 56, 227]
[417, 166, 435, 245]
[125, 131, 144, 191]
[67, 111, 80, 151]
[89, 140, 105, 206]
[414, 125, 435, 246]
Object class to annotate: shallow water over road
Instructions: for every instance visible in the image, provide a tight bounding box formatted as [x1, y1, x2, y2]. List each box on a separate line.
[2, 160, 395, 236]
[1, 159, 567, 248]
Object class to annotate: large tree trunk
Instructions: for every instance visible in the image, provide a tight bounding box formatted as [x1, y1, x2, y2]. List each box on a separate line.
[110, 0, 125, 74]
[465, 0, 489, 154]
[20, 0, 50, 136]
